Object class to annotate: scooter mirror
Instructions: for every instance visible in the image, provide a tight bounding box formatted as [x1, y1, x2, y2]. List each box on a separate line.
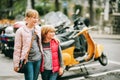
[75, 9, 80, 15]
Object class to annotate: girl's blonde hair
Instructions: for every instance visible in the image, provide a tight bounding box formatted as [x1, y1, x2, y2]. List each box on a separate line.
[25, 9, 39, 19]
[41, 25, 56, 41]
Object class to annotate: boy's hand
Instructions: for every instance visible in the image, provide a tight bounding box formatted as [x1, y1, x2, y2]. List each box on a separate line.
[59, 68, 64, 76]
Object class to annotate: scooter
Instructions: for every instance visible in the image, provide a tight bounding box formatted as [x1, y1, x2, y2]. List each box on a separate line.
[59, 27, 108, 71]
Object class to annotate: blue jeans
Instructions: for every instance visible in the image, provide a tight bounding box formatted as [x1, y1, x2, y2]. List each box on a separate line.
[24, 60, 41, 80]
[41, 70, 58, 80]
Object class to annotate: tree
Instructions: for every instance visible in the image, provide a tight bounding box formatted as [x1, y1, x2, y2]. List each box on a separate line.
[55, 0, 60, 11]
[31, 0, 35, 9]
[89, 0, 94, 25]
[118, 0, 120, 12]
[0, 0, 14, 19]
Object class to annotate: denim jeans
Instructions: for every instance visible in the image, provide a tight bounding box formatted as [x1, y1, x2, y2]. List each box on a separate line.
[24, 60, 41, 80]
[41, 70, 58, 80]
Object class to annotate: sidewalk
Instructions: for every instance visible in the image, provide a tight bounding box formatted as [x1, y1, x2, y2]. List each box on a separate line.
[0, 53, 42, 80]
[90, 31, 120, 40]
[0, 53, 24, 80]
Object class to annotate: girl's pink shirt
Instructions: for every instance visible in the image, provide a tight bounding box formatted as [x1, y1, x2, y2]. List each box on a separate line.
[13, 25, 43, 67]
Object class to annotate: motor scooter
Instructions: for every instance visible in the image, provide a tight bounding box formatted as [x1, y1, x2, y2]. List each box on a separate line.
[58, 27, 108, 73]
[57, 27, 108, 80]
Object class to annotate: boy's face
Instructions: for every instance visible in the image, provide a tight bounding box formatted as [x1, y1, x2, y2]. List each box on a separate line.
[46, 31, 55, 40]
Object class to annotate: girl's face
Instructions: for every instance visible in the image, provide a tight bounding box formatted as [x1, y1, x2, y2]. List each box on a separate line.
[26, 16, 39, 27]
[25, 9, 39, 28]
[45, 31, 55, 40]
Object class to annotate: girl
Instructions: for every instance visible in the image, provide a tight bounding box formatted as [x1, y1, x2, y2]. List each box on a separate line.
[13, 9, 43, 80]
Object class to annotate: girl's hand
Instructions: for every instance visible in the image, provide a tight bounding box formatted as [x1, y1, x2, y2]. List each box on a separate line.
[59, 68, 64, 76]
[14, 67, 19, 72]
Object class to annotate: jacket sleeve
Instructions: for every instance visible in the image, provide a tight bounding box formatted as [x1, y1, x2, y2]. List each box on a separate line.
[58, 45, 64, 68]
[13, 28, 22, 68]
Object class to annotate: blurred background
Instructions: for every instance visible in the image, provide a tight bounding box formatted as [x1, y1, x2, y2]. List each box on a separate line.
[0, 0, 120, 34]
[0, 1, 120, 80]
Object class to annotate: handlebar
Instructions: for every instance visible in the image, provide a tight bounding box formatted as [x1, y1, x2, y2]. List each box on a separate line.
[70, 27, 94, 39]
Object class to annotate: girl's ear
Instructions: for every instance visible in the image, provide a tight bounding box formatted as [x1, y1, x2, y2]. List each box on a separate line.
[24, 17, 27, 21]
[24, 17, 29, 21]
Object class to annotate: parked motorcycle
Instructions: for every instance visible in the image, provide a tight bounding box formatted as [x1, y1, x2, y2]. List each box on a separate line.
[0, 26, 15, 58]
[0, 21, 25, 58]
[56, 16, 88, 58]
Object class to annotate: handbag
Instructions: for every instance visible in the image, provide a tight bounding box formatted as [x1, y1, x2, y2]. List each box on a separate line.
[17, 29, 35, 73]
[17, 59, 26, 73]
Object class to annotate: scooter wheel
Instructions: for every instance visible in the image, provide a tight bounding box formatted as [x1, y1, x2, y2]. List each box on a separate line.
[98, 53, 108, 66]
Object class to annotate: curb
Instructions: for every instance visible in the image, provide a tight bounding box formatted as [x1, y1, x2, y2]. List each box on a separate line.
[90, 33, 120, 40]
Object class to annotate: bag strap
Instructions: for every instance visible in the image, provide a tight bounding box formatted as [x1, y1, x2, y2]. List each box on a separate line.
[20, 28, 35, 60]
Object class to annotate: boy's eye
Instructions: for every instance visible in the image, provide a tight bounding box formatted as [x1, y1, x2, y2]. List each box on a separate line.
[50, 31, 55, 33]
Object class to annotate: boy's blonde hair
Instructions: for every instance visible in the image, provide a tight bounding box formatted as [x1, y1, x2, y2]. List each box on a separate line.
[41, 25, 56, 41]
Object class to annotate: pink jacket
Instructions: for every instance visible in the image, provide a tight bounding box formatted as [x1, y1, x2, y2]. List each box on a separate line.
[13, 25, 43, 68]
[40, 39, 60, 73]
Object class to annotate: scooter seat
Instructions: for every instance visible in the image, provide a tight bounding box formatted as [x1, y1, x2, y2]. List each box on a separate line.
[56, 32, 74, 42]
[56, 31, 73, 37]
[60, 39, 75, 50]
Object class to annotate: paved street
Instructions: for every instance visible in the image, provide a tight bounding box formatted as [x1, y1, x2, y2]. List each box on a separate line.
[0, 32, 120, 80]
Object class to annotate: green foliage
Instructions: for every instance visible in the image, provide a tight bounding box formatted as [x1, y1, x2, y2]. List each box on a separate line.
[0, 0, 26, 20]
[35, 3, 54, 16]
[96, 8, 103, 15]
[63, 8, 68, 16]
[35, 6, 44, 16]
[14, 1, 26, 14]
[95, 8, 103, 20]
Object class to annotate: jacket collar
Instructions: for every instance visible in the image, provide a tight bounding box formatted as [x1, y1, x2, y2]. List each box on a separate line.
[22, 25, 39, 33]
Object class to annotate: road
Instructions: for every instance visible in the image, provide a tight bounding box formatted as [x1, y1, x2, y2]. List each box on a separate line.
[0, 38, 120, 80]
[95, 38, 120, 62]
[59, 38, 120, 80]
